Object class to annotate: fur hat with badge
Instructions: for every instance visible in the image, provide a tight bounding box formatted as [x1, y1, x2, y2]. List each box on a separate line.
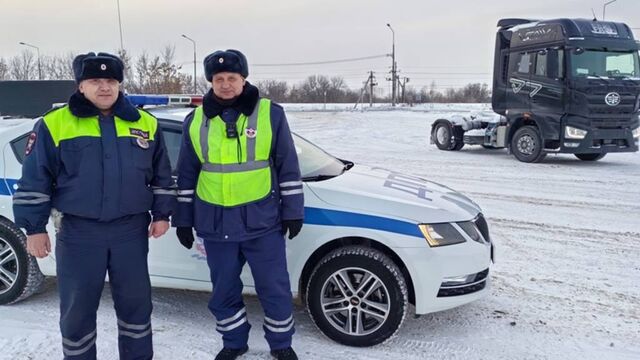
[72, 52, 125, 83]
[203, 49, 249, 81]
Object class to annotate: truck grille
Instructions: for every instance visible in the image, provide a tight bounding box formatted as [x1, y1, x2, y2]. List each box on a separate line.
[590, 117, 636, 129]
[586, 87, 637, 119]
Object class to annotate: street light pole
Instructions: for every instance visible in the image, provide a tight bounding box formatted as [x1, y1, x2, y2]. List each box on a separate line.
[116, 0, 124, 51]
[386, 23, 396, 107]
[181, 34, 197, 94]
[18, 41, 42, 80]
[603, 0, 617, 20]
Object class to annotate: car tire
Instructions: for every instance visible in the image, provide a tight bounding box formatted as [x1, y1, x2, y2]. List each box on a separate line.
[432, 122, 453, 150]
[0, 218, 45, 305]
[575, 153, 606, 161]
[511, 126, 547, 163]
[306, 246, 408, 347]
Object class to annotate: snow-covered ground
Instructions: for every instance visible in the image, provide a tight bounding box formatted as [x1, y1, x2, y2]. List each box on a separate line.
[1, 105, 639, 359]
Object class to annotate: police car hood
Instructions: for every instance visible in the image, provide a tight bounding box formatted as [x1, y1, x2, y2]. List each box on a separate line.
[306, 165, 481, 224]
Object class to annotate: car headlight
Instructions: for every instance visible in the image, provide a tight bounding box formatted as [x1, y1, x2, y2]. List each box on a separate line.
[418, 223, 466, 247]
[456, 221, 485, 244]
[633, 127, 640, 139]
[565, 126, 587, 140]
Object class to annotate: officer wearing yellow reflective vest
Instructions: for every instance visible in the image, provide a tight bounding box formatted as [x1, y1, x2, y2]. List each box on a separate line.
[173, 49, 303, 360]
[12, 52, 176, 360]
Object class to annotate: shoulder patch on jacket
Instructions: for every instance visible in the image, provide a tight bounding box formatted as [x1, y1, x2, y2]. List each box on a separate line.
[25, 132, 37, 156]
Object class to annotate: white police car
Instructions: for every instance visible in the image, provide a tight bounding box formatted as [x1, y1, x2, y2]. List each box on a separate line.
[0, 95, 494, 347]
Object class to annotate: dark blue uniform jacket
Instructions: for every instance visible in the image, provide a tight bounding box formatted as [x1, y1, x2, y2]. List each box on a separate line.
[13, 92, 176, 235]
[172, 84, 304, 242]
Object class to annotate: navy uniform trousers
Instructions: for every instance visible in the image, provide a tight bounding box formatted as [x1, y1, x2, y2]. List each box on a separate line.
[55, 213, 153, 360]
[203, 230, 295, 351]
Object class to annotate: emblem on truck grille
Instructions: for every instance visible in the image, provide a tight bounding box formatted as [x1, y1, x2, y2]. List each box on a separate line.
[605, 92, 621, 106]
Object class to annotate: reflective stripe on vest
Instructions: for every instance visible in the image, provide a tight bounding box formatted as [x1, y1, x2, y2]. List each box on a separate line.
[43, 106, 157, 146]
[189, 98, 273, 207]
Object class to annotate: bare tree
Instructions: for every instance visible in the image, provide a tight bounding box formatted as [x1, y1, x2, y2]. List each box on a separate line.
[10, 50, 36, 80]
[42, 53, 74, 80]
[0, 58, 9, 80]
[196, 77, 209, 94]
[131, 46, 191, 94]
[117, 48, 135, 92]
[256, 80, 289, 102]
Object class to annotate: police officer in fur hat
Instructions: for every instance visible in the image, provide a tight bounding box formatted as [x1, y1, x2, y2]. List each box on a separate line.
[173, 49, 303, 360]
[13, 52, 176, 360]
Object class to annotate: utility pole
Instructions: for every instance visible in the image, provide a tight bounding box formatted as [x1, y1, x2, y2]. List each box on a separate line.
[399, 77, 410, 103]
[368, 71, 377, 107]
[387, 23, 397, 106]
[181, 34, 197, 93]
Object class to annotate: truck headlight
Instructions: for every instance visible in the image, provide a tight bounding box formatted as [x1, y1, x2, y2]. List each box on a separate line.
[565, 126, 587, 140]
[633, 127, 640, 139]
[418, 223, 466, 247]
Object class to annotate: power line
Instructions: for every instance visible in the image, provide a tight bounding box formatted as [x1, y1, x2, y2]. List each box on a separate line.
[252, 54, 388, 67]
[404, 71, 490, 75]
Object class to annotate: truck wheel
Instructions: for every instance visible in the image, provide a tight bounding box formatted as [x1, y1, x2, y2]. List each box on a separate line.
[0, 218, 45, 305]
[511, 126, 546, 163]
[575, 153, 606, 161]
[433, 122, 454, 150]
[306, 246, 408, 347]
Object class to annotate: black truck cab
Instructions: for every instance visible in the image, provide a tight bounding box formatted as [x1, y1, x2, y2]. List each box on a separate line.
[493, 18, 640, 161]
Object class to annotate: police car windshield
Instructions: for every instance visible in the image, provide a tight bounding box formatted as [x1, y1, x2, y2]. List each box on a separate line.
[293, 134, 347, 181]
[150, 108, 348, 181]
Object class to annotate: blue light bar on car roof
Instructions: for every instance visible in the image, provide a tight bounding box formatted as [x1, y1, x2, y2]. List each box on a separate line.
[126, 94, 203, 107]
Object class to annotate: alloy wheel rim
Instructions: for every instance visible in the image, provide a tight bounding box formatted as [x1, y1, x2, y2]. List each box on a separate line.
[0, 238, 19, 295]
[320, 267, 390, 336]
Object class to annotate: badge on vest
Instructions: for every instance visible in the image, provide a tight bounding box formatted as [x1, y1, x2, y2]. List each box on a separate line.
[130, 128, 150, 139]
[137, 138, 150, 149]
[245, 127, 257, 138]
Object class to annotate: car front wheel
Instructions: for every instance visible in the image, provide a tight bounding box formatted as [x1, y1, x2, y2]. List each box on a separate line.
[0, 218, 44, 305]
[306, 246, 408, 347]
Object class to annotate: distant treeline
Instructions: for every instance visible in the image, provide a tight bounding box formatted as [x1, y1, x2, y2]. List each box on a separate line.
[1, 48, 490, 103]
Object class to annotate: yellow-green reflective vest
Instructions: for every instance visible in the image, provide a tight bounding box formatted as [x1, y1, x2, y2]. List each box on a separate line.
[43, 105, 157, 146]
[189, 98, 273, 207]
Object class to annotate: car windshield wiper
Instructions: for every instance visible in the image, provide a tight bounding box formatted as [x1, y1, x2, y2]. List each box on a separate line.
[301, 174, 339, 182]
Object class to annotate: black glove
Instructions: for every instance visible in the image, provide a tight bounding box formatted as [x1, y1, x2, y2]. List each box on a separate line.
[281, 219, 303, 240]
[176, 227, 195, 249]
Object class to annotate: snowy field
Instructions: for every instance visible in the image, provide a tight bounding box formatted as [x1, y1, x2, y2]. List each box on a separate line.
[1, 104, 639, 359]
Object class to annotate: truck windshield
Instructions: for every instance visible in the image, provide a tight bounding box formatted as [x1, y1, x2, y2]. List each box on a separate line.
[571, 50, 640, 79]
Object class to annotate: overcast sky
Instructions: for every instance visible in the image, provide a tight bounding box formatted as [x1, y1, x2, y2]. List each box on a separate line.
[2, 0, 640, 91]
